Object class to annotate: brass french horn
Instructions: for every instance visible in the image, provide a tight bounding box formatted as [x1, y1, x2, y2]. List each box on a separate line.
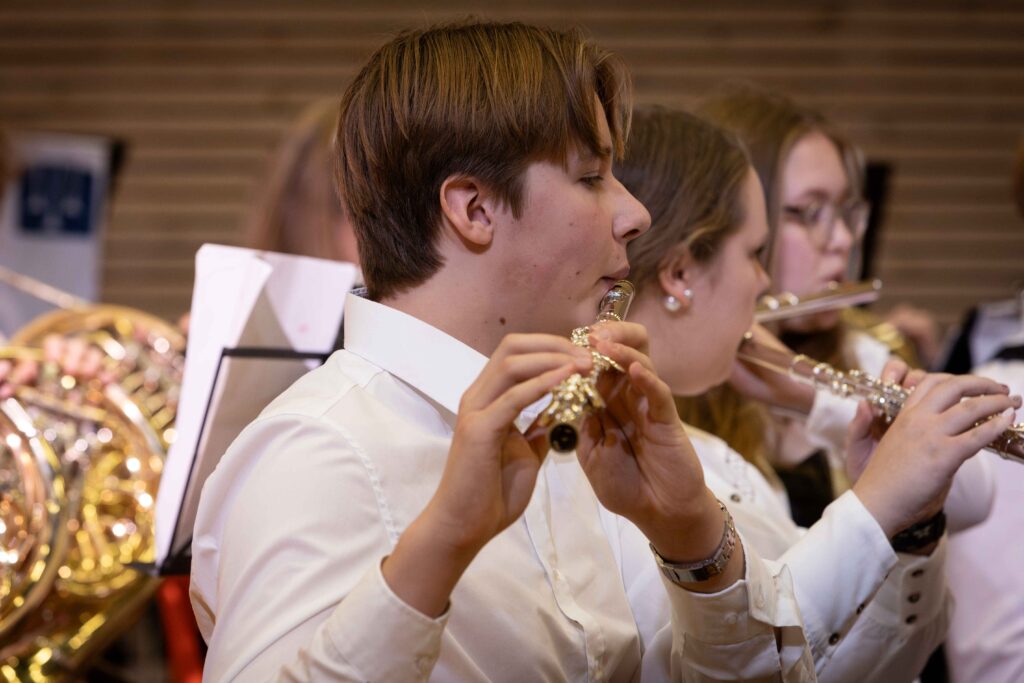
[0, 303, 184, 680]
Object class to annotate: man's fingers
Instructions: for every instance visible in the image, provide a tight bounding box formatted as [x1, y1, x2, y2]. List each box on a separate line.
[592, 339, 655, 376]
[463, 351, 589, 411]
[627, 361, 677, 425]
[848, 400, 874, 444]
[478, 363, 579, 437]
[952, 409, 1017, 460]
[880, 357, 909, 385]
[590, 321, 649, 354]
[903, 368, 928, 392]
[491, 333, 585, 361]
[944, 394, 1021, 436]
[917, 374, 1010, 413]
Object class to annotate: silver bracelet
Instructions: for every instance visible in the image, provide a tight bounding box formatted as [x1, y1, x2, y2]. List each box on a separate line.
[650, 500, 738, 584]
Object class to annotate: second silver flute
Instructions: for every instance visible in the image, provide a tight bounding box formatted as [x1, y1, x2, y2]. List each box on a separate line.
[539, 280, 635, 453]
[755, 279, 882, 323]
[738, 335, 1024, 464]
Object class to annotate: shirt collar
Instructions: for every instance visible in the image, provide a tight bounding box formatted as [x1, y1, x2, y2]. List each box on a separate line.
[342, 293, 549, 429]
[343, 293, 486, 416]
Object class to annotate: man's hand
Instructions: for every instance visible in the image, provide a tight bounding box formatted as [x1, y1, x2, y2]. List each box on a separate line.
[383, 333, 591, 616]
[575, 321, 743, 591]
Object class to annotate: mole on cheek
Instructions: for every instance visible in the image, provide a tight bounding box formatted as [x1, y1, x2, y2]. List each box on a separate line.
[499, 317, 506, 325]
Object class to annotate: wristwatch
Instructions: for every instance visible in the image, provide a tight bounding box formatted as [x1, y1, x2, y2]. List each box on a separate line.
[650, 500, 738, 584]
[891, 510, 946, 553]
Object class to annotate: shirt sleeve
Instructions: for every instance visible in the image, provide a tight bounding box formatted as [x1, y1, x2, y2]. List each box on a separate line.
[191, 414, 447, 683]
[779, 490, 952, 681]
[816, 538, 950, 683]
[653, 540, 817, 682]
[603, 509, 815, 682]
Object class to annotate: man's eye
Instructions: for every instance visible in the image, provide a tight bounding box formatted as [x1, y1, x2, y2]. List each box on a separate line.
[581, 175, 604, 187]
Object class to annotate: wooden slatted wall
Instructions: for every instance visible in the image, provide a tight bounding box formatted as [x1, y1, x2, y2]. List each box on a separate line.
[1, 0, 1022, 328]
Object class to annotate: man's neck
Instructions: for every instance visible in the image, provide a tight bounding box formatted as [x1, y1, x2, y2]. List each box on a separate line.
[381, 269, 515, 358]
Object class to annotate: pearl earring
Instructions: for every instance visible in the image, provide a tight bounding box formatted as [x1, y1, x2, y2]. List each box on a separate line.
[663, 295, 682, 312]
[682, 288, 694, 302]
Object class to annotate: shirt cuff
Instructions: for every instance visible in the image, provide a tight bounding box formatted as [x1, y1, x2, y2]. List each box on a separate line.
[867, 536, 949, 629]
[323, 557, 449, 682]
[784, 490, 898, 658]
[663, 538, 809, 679]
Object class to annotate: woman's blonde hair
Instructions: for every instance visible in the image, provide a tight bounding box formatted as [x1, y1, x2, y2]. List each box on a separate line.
[617, 106, 776, 475]
[678, 84, 865, 466]
[619, 105, 750, 290]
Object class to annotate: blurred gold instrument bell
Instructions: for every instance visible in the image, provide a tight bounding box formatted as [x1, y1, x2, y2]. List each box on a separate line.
[0, 303, 185, 680]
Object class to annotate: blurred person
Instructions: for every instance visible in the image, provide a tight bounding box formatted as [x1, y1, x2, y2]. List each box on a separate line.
[943, 136, 1024, 683]
[683, 83, 994, 536]
[245, 97, 359, 265]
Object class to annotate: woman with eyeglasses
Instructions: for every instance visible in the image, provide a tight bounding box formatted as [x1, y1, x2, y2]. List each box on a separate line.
[617, 104, 1017, 683]
[681, 84, 996, 538]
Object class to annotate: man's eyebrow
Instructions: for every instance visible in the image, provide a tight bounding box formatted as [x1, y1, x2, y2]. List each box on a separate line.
[579, 145, 613, 163]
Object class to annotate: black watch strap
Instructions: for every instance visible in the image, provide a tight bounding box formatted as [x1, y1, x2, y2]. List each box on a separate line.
[891, 510, 946, 553]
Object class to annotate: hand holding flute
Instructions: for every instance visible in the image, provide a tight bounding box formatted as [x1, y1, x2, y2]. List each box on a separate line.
[850, 370, 1021, 537]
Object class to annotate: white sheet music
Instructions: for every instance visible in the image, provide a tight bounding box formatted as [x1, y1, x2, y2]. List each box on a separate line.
[155, 244, 357, 570]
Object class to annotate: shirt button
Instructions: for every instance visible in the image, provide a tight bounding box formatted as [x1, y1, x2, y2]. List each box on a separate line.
[911, 569, 925, 578]
[730, 493, 742, 503]
[415, 654, 431, 673]
[906, 615, 918, 625]
[828, 633, 840, 646]
[908, 592, 921, 604]
[755, 591, 766, 609]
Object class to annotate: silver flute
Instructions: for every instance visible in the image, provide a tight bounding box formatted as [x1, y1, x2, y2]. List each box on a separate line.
[738, 334, 1024, 464]
[539, 280, 635, 452]
[755, 279, 882, 323]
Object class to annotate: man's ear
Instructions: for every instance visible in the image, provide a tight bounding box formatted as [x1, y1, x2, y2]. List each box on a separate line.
[440, 175, 496, 248]
[657, 245, 697, 311]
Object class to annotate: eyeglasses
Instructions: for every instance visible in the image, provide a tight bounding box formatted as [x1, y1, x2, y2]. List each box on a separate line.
[782, 198, 870, 249]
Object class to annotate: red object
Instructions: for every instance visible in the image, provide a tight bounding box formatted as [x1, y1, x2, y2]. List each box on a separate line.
[156, 576, 204, 683]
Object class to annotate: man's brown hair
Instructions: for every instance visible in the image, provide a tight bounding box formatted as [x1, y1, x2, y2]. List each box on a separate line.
[336, 21, 632, 300]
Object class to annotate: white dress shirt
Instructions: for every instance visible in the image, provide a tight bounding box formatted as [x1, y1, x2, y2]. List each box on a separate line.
[946, 359, 1024, 683]
[796, 331, 995, 533]
[680, 424, 951, 683]
[191, 293, 815, 682]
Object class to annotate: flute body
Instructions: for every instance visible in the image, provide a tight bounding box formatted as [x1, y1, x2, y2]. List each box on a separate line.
[755, 279, 882, 323]
[738, 336, 1024, 464]
[540, 281, 635, 452]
